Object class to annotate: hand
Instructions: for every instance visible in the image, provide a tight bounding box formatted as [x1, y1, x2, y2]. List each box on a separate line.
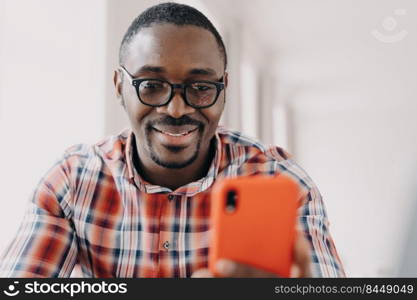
[191, 232, 312, 278]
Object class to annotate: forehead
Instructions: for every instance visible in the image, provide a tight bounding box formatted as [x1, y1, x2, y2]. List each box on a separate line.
[123, 23, 224, 75]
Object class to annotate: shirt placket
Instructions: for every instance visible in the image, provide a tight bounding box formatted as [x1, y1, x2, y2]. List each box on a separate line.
[155, 193, 175, 277]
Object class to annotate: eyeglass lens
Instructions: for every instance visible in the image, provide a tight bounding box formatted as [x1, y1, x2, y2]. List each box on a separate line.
[138, 80, 218, 107]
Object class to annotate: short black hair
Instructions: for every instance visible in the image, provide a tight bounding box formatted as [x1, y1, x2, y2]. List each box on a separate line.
[119, 2, 227, 70]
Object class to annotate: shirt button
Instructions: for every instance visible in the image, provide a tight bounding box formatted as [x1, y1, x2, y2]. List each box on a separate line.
[163, 241, 170, 250]
[167, 194, 175, 201]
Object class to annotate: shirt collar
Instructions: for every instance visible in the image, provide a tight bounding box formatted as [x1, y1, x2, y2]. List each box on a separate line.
[125, 128, 222, 196]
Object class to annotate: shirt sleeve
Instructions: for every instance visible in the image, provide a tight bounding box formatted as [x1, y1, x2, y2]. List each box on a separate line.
[297, 186, 346, 277]
[0, 155, 78, 277]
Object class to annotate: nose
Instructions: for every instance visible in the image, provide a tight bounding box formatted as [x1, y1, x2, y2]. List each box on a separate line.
[156, 89, 196, 118]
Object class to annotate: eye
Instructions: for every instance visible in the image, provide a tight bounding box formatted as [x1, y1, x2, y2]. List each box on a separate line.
[190, 83, 214, 91]
[142, 81, 163, 89]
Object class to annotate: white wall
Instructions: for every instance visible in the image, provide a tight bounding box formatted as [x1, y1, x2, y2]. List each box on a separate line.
[0, 0, 106, 251]
[271, 1, 417, 277]
[204, 0, 417, 276]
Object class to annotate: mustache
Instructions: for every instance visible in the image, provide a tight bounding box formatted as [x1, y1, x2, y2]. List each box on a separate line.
[147, 115, 204, 129]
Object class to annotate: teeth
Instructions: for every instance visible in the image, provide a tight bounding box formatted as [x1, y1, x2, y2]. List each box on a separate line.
[153, 127, 198, 137]
[162, 131, 190, 137]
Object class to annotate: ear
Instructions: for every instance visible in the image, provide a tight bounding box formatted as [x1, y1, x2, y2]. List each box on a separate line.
[223, 71, 228, 104]
[113, 69, 122, 97]
[224, 71, 229, 88]
[113, 69, 125, 108]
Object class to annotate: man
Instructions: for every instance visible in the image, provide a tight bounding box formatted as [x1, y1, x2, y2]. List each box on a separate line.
[0, 2, 344, 278]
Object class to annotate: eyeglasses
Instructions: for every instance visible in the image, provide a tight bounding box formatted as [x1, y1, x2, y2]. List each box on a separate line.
[119, 66, 225, 109]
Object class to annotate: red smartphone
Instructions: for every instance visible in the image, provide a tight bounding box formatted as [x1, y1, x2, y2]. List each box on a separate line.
[209, 174, 300, 277]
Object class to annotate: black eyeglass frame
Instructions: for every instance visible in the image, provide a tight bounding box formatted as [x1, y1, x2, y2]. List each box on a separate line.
[119, 65, 225, 109]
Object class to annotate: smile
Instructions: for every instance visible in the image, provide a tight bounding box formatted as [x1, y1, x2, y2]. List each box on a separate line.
[152, 127, 199, 137]
[151, 126, 200, 148]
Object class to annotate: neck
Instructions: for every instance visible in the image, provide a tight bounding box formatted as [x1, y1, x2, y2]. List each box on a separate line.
[132, 137, 216, 191]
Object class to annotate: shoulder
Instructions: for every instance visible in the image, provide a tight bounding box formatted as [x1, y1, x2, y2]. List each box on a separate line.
[216, 126, 316, 190]
[217, 126, 291, 160]
[61, 128, 131, 168]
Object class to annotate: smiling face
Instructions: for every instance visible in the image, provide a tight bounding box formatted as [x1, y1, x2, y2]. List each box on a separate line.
[114, 23, 227, 170]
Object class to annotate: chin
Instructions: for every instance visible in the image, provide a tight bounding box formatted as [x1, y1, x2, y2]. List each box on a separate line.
[151, 147, 199, 169]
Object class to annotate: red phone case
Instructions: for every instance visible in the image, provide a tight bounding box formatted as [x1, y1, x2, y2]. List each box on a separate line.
[209, 174, 300, 277]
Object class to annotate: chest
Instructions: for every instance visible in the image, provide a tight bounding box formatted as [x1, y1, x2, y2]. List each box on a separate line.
[72, 183, 212, 277]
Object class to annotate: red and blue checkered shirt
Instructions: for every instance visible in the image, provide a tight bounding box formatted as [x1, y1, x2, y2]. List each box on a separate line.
[0, 126, 345, 277]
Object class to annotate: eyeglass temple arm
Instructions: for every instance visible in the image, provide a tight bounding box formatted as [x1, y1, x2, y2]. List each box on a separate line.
[119, 66, 133, 84]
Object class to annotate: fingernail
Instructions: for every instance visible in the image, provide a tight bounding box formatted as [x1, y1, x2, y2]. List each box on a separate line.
[191, 269, 213, 278]
[290, 265, 300, 278]
[216, 259, 235, 275]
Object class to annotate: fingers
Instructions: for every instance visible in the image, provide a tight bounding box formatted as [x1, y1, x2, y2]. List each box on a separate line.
[292, 232, 312, 277]
[215, 259, 278, 278]
[191, 260, 278, 278]
[290, 264, 301, 278]
[192, 232, 312, 278]
[191, 268, 214, 278]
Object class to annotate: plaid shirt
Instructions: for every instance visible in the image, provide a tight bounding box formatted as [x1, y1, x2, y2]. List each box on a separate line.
[0, 126, 345, 277]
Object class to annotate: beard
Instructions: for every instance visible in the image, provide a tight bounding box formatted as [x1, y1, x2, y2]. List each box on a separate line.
[144, 115, 204, 169]
[147, 138, 202, 169]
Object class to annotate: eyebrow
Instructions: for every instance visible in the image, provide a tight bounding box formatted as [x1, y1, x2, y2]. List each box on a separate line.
[188, 68, 217, 76]
[134, 65, 166, 75]
[133, 65, 218, 77]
